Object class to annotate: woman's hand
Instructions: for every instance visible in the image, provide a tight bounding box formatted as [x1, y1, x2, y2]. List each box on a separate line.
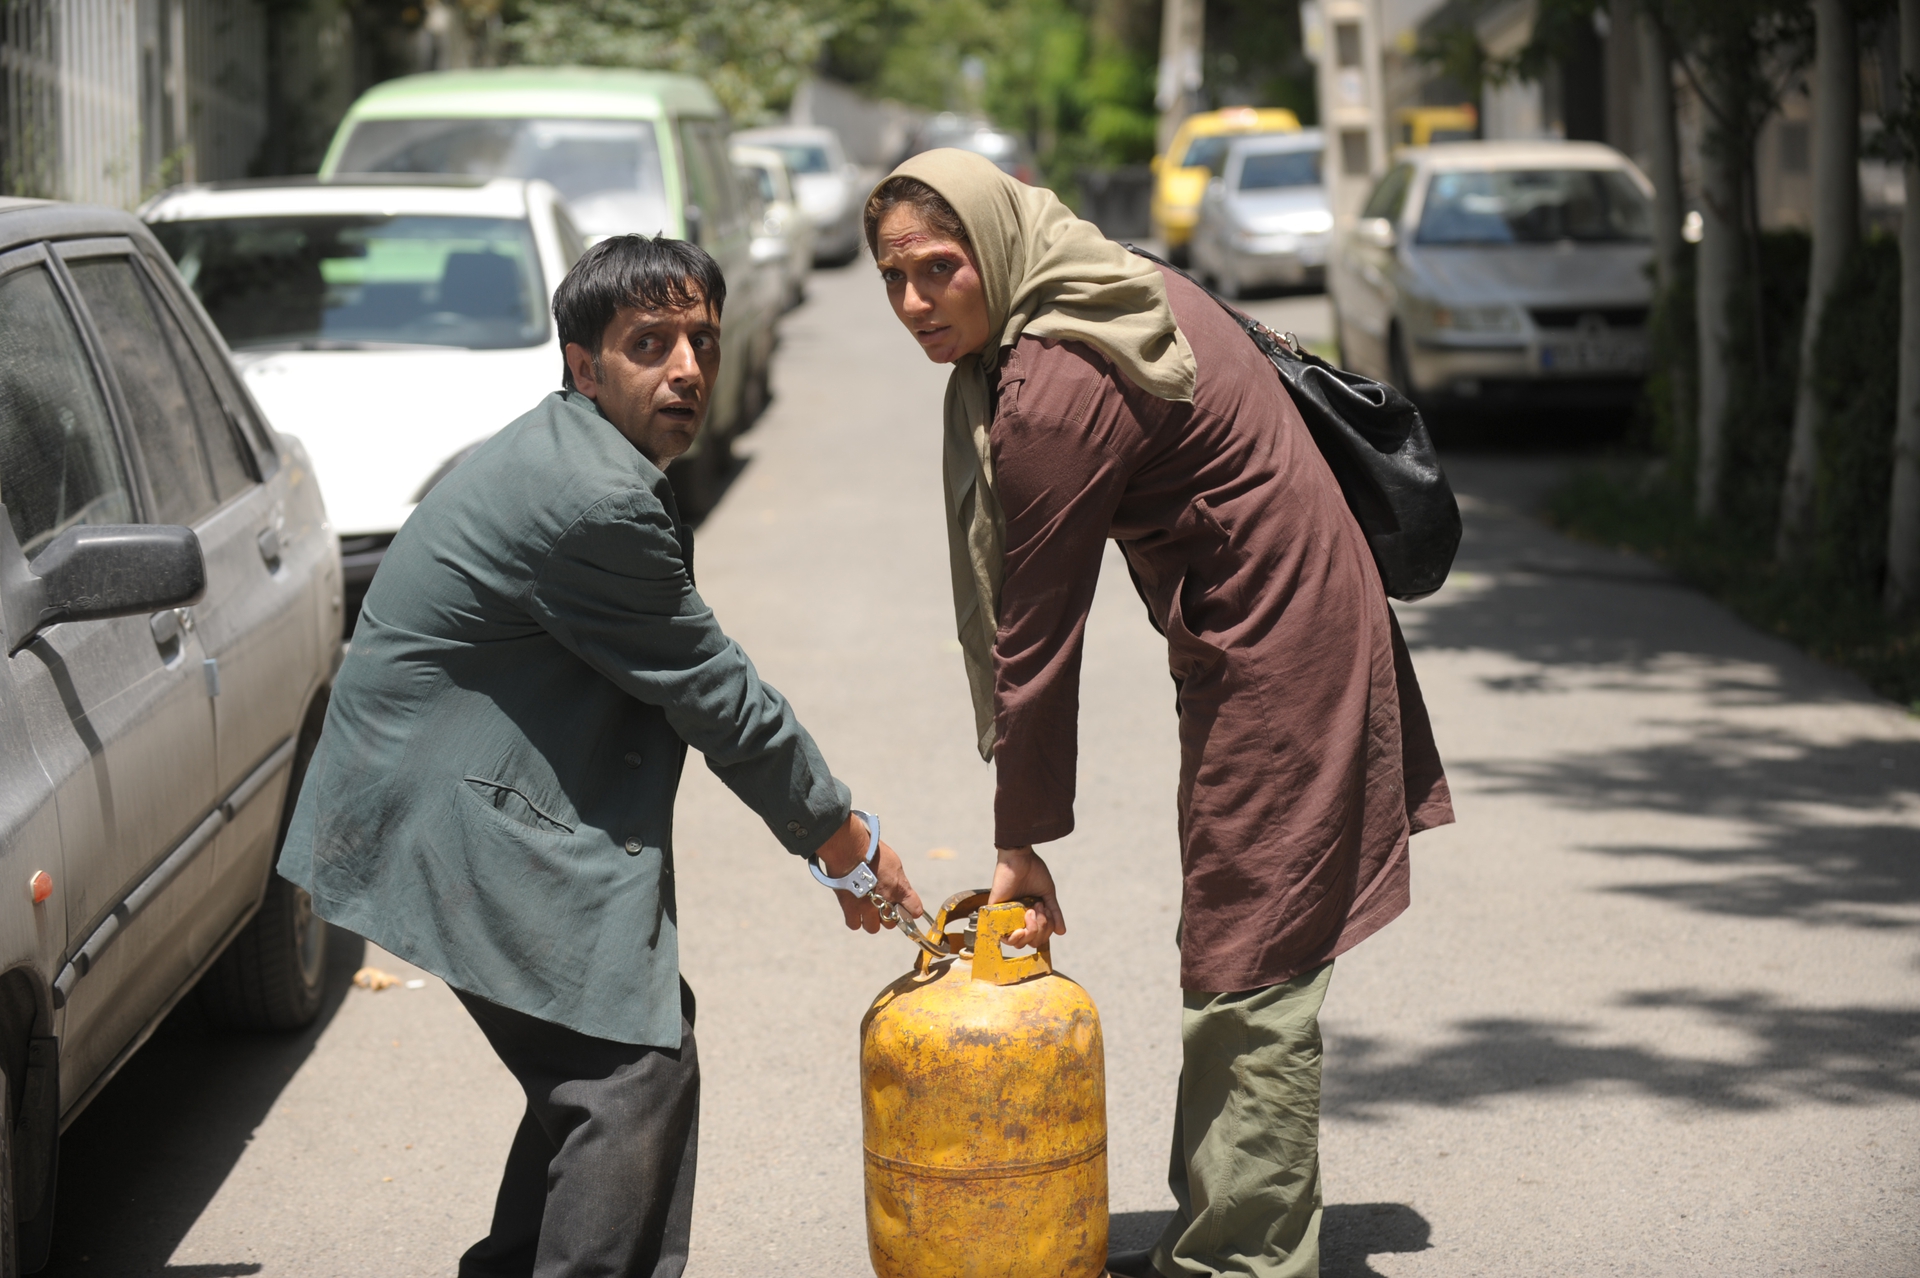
[814, 811, 925, 934]
[988, 845, 1065, 948]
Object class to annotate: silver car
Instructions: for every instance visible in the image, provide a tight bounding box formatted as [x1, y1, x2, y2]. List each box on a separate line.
[1191, 130, 1331, 298]
[734, 142, 814, 311]
[732, 125, 865, 265]
[0, 198, 342, 1267]
[1327, 140, 1655, 409]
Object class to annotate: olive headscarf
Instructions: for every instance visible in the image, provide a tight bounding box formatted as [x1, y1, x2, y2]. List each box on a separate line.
[884, 148, 1198, 761]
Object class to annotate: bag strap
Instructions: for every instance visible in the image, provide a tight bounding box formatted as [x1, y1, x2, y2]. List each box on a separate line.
[1122, 243, 1333, 374]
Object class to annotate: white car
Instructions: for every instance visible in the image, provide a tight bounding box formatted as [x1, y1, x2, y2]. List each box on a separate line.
[734, 142, 814, 311]
[732, 125, 865, 265]
[1326, 140, 1654, 411]
[142, 176, 580, 630]
[1191, 130, 1331, 298]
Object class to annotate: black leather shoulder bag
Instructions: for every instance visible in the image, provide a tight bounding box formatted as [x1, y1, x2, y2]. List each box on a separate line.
[1127, 245, 1462, 602]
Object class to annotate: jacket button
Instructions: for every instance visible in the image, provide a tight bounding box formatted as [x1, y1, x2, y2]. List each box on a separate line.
[786, 820, 800, 834]
[624, 752, 642, 768]
[624, 837, 642, 855]
[793, 826, 808, 839]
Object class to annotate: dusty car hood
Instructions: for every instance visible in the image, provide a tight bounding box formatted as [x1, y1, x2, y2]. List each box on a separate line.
[1223, 188, 1331, 233]
[235, 343, 561, 537]
[1407, 242, 1653, 307]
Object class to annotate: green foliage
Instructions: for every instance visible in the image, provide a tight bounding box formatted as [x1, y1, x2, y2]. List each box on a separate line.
[1810, 236, 1900, 597]
[1203, 0, 1315, 124]
[1550, 236, 1918, 707]
[497, 0, 828, 123]
[1645, 244, 1697, 473]
[1717, 229, 1809, 536]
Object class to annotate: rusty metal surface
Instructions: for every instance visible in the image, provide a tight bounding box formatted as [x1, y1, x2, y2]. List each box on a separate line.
[860, 901, 1108, 1278]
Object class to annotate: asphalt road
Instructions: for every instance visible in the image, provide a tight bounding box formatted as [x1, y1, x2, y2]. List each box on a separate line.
[41, 263, 1919, 1277]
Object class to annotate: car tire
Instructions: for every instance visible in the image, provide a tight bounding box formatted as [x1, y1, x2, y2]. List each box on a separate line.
[197, 726, 328, 1032]
[0, 1058, 21, 1278]
[1388, 323, 1423, 408]
[1167, 243, 1191, 269]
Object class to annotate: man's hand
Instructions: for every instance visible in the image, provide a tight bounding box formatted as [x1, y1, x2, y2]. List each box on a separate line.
[814, 812, 925, 933]
[988, 845, 1065, 949]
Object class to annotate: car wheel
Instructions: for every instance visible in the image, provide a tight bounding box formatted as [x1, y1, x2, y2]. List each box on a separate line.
[1219, 268, 1244, 302]
[1167, 243, 1191, 269]
[198, 726, 328, 1031]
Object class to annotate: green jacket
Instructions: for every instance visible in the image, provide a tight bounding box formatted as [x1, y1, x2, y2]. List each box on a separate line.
[278, 391, 849, 1047]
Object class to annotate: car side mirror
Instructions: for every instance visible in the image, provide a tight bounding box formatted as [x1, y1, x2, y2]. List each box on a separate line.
[2, 522, 205, 655]
[1357, 216, 1398, 249]
[683, 203, 703, 246]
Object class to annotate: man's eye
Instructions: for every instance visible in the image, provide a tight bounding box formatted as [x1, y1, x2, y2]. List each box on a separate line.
[930, 259, 951, 274]
[881, 269, 903, 284]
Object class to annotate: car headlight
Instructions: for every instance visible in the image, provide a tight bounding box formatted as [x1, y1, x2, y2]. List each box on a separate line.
[1417, 301, 1524, 334]
[1276, 209, 1333, 236]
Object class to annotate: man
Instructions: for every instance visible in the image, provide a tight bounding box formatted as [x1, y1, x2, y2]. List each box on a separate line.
[278, 235, 921, 1277]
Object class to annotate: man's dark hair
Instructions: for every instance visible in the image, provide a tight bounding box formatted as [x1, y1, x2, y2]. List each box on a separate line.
[553, 234, 726, 390]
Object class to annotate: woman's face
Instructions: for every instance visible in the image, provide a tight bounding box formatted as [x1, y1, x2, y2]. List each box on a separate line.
[874, 205, 991, 365]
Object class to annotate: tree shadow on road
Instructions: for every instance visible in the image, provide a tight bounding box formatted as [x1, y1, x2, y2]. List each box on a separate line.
[1108, 1203, 1432, 1277]
[1328, 991, 1920, 1120]
[39, 924, 365, 1276]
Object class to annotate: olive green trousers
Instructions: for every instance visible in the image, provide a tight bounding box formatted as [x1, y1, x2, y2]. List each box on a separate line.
[1151, 962, 1333, 1278]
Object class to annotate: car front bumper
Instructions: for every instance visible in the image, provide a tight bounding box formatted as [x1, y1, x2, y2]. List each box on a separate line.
[1406, 328, 1648, 402]
[1220, 233, 1330, 286]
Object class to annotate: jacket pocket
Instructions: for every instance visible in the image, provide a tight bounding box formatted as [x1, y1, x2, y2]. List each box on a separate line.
[462, 776, 576, 835]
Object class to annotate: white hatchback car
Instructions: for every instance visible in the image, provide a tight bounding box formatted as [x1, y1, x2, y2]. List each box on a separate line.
[142, 177, 580, 630]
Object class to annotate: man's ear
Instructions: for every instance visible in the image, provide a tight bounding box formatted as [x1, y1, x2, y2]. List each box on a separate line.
[564, 342, 600, 399]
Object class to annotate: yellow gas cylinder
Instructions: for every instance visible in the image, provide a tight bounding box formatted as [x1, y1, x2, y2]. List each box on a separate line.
[860, 890, 1108, 1278]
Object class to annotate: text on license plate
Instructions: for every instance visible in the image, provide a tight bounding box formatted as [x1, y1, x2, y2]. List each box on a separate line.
[1539, 340, 1647, 372]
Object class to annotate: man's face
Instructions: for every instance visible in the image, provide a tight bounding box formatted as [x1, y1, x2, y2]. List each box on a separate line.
[565, 301, 721, 466]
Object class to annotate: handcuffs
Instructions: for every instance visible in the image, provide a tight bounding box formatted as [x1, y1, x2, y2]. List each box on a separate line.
[808, 810, 950, 957]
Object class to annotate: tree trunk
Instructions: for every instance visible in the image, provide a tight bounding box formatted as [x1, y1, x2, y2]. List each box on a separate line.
[1695, 120, 1742, 520]
[1637, 3, 1684, 288]
[1778, 0, 1859, 563]
[1891, 0, 1920, 611]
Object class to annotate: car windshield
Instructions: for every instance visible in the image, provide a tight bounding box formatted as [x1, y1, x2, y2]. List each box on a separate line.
[1183, 131, 1292, 174]
[1415, 168, 1651, 244]
[764, 143, 832, 174]
[334, 118, 671, 235]
[1238, 150, 1320, 190]
[151, 214, 549, 351]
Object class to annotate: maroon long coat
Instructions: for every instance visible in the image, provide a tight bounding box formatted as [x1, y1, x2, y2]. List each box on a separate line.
[988, 265, 1454, 993]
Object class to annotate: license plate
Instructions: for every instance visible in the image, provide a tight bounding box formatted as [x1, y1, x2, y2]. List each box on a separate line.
[1539, 339, 1646, 373]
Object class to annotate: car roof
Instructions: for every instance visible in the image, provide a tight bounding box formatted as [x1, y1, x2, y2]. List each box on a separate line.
[1226, 129, 1324, 155]
[339, 67, 722, 123]
[731, 143, 787, 171]
[141, 176, 538, 221]
[0, 200, 155, 254]
[735, 126, 839, 147]
[1410, 139, 1633, 170]
[1177, 108, 1303, 140]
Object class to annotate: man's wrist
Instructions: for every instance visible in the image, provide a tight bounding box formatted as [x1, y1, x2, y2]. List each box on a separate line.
[816, 811, 870, 877]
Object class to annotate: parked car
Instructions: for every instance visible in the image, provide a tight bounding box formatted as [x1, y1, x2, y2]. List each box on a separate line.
[1191, 131, 1331, 298]
[1394, 104, 1478, 153]
[318, 68, 775, 510]
[143, 176, 579, 631]
[734, 142, 813, 311]
[903, 114, 1038, 184]
[0, 197, 342, 1269]
[1152, 106, 1302, 264]
[732, 125, 865, 265]
[1326, 140, 1656, 411]
[727, 155, 782, 424]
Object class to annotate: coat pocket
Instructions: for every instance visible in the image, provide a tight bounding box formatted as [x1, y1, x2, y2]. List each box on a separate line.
[462, 776, 576, 835]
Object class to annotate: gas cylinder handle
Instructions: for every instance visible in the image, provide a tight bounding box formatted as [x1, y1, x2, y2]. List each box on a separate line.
[971, 900, 1053, 986]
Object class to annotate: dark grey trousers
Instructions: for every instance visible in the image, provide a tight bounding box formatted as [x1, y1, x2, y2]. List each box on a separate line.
[454, 982, 700, 1278]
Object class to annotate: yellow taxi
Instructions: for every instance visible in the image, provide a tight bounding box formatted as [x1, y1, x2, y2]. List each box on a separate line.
[1152, 106, 1302, 260]
[1394, 104, 1478, 153]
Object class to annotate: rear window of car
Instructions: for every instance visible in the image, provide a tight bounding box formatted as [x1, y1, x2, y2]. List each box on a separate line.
[1238, 150, 1320, 190]
[334, 117, 671, 237]
[1415, 168, 1651, 245]
[152, 214, 549, 352]
[764, 143, 831, 174]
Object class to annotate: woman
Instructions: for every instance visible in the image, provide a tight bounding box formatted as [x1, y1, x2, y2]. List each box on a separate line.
[867, 148, 1454, 1278]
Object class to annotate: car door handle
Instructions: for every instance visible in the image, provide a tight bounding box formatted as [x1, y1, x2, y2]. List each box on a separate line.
[150, 609, 181, 652]
[257, 527, 282, 570]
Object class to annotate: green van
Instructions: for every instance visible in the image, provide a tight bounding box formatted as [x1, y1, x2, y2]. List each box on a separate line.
[320, 67, 769, 513]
